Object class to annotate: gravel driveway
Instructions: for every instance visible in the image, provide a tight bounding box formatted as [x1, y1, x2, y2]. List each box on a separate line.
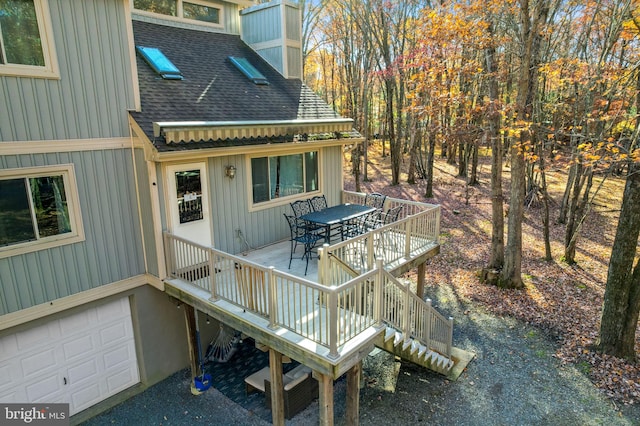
[82, 282, 640, 426]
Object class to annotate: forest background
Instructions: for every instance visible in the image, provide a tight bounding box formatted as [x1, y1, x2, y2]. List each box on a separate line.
[297, 0, 640, 405]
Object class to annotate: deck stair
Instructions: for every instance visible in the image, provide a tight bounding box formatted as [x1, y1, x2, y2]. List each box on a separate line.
[378, 326, 454, 375]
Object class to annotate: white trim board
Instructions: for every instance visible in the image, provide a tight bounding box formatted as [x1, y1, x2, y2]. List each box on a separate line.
[0, 137, 142, 156]
[0, 274, 163, 332]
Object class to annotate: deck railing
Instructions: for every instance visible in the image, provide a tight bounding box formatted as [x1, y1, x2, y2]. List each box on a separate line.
[164, 232, 381, 358]
[320, 193, 441, 285]
[380, 269, 453, 357]
[164, 232, 452, 359]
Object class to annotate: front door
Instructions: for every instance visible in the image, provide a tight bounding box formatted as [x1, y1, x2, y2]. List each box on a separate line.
[166, 163, 212, 247]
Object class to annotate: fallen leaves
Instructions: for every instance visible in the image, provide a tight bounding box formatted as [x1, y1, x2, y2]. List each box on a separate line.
[345, 144, 639, 405]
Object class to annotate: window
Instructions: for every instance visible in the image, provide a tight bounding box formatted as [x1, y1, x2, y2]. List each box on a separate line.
[136, 46, 183, 80]
[229, 56, 268, 85]
[251, 151, 318, 205]
[133, 0, 222, 26]
[0, 0, 59, 78]
[0, 165, 84, 258]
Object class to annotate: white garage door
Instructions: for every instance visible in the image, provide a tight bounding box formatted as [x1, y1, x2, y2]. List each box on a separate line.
[0, 297, 139, 415]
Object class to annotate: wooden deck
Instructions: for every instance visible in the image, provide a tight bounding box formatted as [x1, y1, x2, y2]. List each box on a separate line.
[163, 193, 451, 379]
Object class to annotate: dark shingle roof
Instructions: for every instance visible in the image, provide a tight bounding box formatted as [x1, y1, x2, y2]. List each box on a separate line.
[129, 20, 344, 152]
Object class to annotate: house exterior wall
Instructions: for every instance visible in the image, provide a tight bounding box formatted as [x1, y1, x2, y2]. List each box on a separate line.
[205, 145, 344, 254]
[0, 0, 137, 142]
[0, 148, 146, 315]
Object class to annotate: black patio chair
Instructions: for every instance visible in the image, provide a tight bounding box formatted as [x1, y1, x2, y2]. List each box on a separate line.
[290, 199, 313, 218]
[380, 205, 403, 226]
[309, 195, 328, 212]
[290, 199, 327, 238]
[284, 214, 323, 275]
[364, 192, 387, 210]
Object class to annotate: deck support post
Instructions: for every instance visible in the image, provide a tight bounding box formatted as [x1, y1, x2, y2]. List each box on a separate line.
[346, 361, 361, 426]
[268, 349, 285, 426]
[417, 262, 425, 299]
[317, 372, 335, 426]
[183, 304, 200, 380]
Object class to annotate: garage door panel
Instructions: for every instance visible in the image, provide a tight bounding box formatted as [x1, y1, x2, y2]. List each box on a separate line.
[99, 322, 130, 347]
[0, 334, 19, 358]
[69, 381, 102, 413]
[62, 333, 96, 361]
[58, 309, 96, 336]
[102, 344, 135, 370]
[97, 298, 129, 322]
[15, 322, 60, 351]
[106, 366, 139, 394]
[21, 347, 58, 378]
[67, 359, 99, 385]
[0, 363, 15, 387]
[26, 373, 63, 401]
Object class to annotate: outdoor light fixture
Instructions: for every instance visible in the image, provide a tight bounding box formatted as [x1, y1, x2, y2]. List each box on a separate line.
[225, 165, 236, 179]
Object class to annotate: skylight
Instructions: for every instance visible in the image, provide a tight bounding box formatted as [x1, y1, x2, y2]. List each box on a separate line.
[136, 46, 183, 80]
[229, 56, 269, 85]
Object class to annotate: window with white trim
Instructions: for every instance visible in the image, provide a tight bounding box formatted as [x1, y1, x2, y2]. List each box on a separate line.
[251, 151, 319, 204]
[133, 0, 223, 26]
[0, 165, 84, 258]
[0, 0, 59, 78]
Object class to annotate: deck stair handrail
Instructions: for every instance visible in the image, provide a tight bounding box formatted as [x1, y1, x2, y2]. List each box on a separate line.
[379, 268, 453, 363]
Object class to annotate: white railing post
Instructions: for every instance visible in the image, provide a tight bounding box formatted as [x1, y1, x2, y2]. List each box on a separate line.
[209, 248, 217, 301]
[164, 232, 176, 278]
[268, 267, 278, 330]
[402, 280, 411, 342]
[447, 316, 453, 357]
[328, 289, 339, 358]
[404, 219, 412, 258]
[318, 245, 328, 285]
[435, 207, 441, 243]
[374, 259, 384, 325]
[367, 234, 374, 270]
[425, 298, 432, 350]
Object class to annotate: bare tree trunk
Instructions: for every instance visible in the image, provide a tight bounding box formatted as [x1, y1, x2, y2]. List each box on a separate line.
[352, 144, 362, 192]
[597, 164, 640, 360]
[501, 0, 548, 288]
[484, 21, 504, 274]
[558, 144, 578, 224]
[538, 140, 552, 261]
[468, 142, 478, 185]
[501, 138, 525, 289]
[407, 115, 419, 184]
[424, 131, 436, 198]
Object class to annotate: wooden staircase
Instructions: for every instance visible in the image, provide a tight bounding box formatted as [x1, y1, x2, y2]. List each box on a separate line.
[377, 326, 454, 375]
[369, 270, 455, 376]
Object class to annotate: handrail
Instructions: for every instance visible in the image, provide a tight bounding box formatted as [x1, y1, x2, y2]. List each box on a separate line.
[164, 232, 382, 358]
[164, 231, 453, 359]
[379, 268, 453, 357]
[322, 205, 440, 286]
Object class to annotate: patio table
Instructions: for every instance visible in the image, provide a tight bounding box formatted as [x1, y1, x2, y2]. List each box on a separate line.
[299, 203, 377, 243]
